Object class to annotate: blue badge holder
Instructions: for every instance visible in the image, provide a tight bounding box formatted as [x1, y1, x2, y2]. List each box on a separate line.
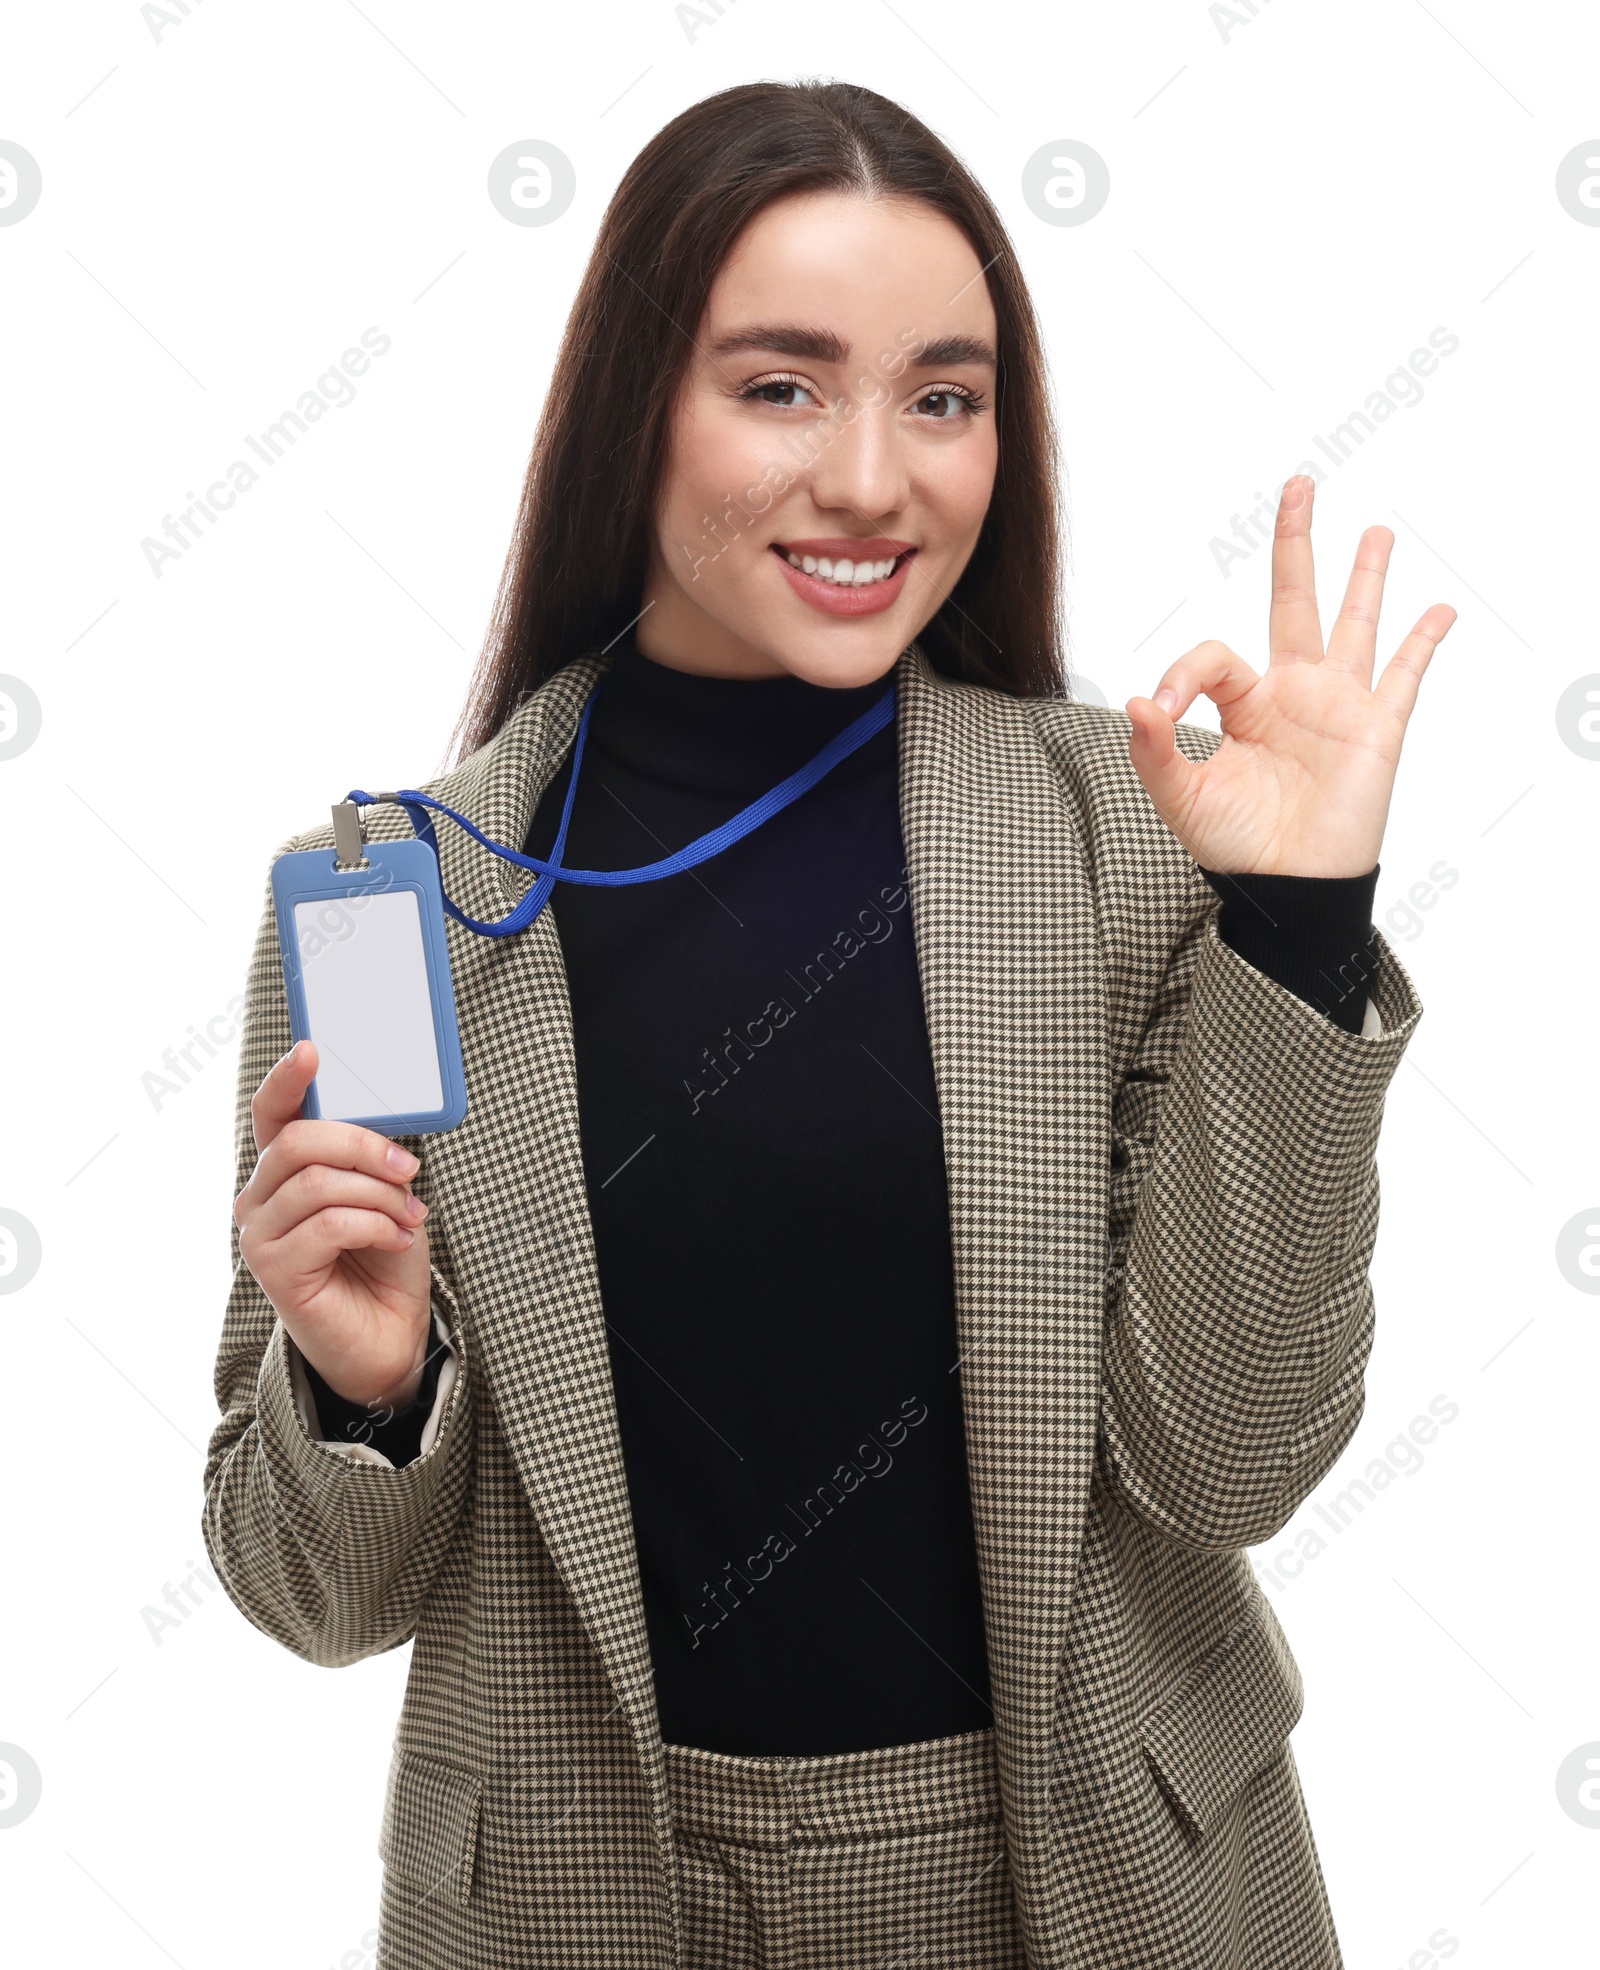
[271, 812, 468, 1136]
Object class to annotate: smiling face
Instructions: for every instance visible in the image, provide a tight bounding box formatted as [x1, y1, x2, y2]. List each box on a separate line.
[637, 190, 1001, 685]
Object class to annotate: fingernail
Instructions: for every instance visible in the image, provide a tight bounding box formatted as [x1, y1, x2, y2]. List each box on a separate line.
[406, 1193, 427, 1220]
[387, 1145, 420, 1176]
[397, 1227, 415, 1246]
[1154, 688, 1178, 712]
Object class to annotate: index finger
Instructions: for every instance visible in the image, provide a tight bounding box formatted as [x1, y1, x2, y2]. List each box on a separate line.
[1269, 475, 1323, 664]
[244, 1110, 418, 1220]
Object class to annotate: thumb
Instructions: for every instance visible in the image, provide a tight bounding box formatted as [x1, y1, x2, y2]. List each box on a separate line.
[1125, 694, 1203, 826]
[252, 1039, 320, 1153]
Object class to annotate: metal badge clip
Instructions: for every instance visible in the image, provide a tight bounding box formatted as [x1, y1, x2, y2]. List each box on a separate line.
[331, 799, 368, 871]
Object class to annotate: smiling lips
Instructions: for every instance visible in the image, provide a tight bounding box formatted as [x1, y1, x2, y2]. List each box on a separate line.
[770, 537, 917, 617]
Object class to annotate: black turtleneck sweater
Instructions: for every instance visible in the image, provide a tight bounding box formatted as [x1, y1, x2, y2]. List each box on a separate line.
[303, 638, 1383, 1755]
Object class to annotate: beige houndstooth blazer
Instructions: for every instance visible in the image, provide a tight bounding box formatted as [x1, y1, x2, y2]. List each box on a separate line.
[203, 638, 1422, 1968]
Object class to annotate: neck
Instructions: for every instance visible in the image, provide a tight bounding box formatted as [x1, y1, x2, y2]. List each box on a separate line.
[584, 630, 895, 802]
[634, 578, 789, 680]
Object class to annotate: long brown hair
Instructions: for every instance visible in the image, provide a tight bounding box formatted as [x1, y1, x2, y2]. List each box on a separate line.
[453, 80, 1066, 760]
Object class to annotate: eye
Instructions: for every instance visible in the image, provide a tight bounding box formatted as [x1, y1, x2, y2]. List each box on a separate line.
[911, 385, 986, 420]
[737, 373, 825, 410]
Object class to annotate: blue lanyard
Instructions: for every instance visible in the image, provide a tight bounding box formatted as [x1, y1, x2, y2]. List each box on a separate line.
[346, 678, 896, 939]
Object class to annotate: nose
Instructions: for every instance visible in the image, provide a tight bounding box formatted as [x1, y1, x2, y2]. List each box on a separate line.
[805, 389, 911, 526]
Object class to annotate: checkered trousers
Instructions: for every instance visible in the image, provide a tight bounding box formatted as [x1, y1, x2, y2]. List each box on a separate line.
[666, 1725, 1024, 1969]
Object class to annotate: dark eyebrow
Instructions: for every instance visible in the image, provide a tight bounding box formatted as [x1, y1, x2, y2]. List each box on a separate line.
[706, 323, 996, 370]
[914, 333, 997, 371]
[707, 324, 849, 365]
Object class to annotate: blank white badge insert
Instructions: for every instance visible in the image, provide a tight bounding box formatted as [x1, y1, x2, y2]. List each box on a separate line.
[294, 889, 445, 1121]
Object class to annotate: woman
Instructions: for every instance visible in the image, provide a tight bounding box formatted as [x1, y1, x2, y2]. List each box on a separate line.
[206, 80, 1450, 1969]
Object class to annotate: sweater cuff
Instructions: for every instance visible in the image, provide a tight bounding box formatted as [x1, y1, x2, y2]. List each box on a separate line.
[1197, 864, 1381, 1038]
[300, 1329, 446, 1469]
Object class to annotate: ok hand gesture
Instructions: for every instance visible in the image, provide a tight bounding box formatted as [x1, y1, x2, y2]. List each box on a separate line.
[1124, 476, 1457, 877]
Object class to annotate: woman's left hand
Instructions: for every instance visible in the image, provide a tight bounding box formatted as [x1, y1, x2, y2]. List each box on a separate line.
[1124, 475, 1457, 877]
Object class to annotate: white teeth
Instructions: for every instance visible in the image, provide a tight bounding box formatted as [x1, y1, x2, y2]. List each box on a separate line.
[780, 549, 903, 587]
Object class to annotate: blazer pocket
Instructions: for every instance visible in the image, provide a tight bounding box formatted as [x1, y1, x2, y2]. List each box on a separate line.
[379, 1749, 484, 1906]
[1136, 1603, 1304, 1841]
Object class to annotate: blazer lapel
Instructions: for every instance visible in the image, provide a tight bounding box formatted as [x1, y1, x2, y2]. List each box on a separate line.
[895, 644, 1106, 1854]
[416, 651, 672, 1791]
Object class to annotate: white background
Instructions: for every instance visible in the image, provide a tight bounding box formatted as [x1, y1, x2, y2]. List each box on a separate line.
[2, 2, 1596, 1964]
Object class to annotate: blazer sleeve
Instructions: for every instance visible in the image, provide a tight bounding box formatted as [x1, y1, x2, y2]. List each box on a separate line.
[1096, 859, 1423, 1551]
[200, 840, 476, 1667]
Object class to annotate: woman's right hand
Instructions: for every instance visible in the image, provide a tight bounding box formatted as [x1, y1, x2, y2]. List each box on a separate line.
[235, 1040, 435, 1414]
